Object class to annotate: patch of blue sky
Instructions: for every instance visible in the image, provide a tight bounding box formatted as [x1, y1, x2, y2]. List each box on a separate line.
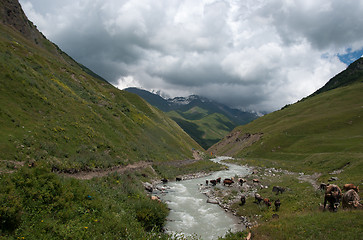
[337, 48, 363, 65]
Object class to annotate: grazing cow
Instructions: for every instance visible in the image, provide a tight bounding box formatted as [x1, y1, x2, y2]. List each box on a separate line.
[264, 198, 271, 207]
[274, 199, 281, 211]
[343, 184, 359, 193]
[216, 177, 221, 184]
[324, 184, 342, 211]
[176, 177, 182, 181]
[223, 178, 234, 186]
[239, 178, 247, 186]
[255, 193, 263, 204]
[240, 195, 246, 206]
[342, 189, 361, 209]
[252, 179, 260, 184]
[210, 179, 217, 186]
[272, 186, 286, 195]
[151, 195, 161, 202]
[161, 178, 168, 184]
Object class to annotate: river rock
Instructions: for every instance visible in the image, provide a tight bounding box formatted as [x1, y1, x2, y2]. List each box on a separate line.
[143, 182, 153, 192]
[207, 198, 219, 204]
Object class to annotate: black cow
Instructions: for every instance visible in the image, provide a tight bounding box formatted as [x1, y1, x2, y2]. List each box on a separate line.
[274, 199, 281, 211]
[324, 184, 342, 212]
[272, 186, 285, 195]
[240, 195, 246, 206]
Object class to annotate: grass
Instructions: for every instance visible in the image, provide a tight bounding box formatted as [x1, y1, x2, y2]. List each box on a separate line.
[0, 22, 202, 173]
[0, 163, 170, 239]
[168, 108, 235, 149]
[223, 158, 363, 240]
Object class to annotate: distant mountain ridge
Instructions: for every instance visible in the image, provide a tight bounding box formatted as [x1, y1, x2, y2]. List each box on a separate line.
[124, 87, 258, 149]
[124, 87, 258, 125]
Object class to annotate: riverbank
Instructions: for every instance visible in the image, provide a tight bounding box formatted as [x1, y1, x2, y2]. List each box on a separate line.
[197, 162, 322, 230]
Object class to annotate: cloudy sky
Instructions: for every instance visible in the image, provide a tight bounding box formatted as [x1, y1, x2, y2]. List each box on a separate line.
[20, 0, 363, 113]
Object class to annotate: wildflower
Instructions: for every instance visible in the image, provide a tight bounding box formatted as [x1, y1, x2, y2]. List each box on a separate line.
[84, 227, 88, 229]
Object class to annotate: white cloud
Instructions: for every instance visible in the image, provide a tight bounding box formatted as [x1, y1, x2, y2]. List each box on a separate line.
[20, 0, 363, 112]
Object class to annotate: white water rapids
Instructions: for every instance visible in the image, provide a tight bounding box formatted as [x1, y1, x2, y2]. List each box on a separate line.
[156, 156, 251, 239]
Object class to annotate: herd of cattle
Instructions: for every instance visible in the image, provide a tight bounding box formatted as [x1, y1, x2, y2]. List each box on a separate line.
[203, 176, 361, 212]
[321, 183, 361, 211]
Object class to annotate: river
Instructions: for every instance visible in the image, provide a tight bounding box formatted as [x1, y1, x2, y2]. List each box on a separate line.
[156, 156, 251, 239]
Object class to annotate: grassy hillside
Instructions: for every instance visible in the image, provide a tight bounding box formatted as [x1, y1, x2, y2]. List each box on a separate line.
[209, 59, 363, 239]
[167, 106, 236, 149]
[210, 78, 363, 181]
[0, 17, 206, 172]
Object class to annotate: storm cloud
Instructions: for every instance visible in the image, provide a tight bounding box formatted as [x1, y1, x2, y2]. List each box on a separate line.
[20, 0, 363, 112]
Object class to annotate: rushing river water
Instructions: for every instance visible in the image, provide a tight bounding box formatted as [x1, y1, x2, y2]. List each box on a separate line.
[156, 156, 251, 239]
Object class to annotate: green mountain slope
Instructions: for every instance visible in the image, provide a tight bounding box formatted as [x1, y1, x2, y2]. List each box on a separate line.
[168, 107, 236, 149]
[209, 58, 363, 181]
[125, 87, 258, 149]
[0, 1, 202, 172]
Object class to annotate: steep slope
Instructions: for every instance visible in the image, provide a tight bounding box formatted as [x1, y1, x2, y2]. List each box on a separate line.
[125, 87, 258, 149]
[209, 58, 363, 181]
[0, 0, 202, 172]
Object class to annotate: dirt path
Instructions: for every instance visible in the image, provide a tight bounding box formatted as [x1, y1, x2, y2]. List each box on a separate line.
[60, 161, 152, 180]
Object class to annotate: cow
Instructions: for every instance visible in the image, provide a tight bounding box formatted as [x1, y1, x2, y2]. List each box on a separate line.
[342, 189, 361, 209]
[216, 177, 221, 184]
[223, 178, 234, 186]
[343, 184, 359, 193]
[264, 198, 271, 207]
[210, 179, 217, 186]
[272, 186, 286, 195]
[240, 195, 246, 206]
[176, 177, 182, 181]
[324, 184, 342, 211]
[255, 193, 263, 204]
[151, 195, 161, 202]
[161, 178, 168, 184]
[238, 178, 247, 186]
[274, 199, 281, 211]
[252, 179, 260, 184]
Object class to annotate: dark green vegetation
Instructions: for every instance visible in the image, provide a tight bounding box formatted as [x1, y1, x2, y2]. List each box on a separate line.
[0, 164, 171, 239]
[210, 58, 363, 239]
[125, 88, 258, 149]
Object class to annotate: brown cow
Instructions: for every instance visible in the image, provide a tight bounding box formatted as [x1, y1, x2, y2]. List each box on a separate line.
[252, 179, 260, 184]
[343, 184, 359, 193]
[263, 198, 271, 207]
[223, 178, 234, 186]
[324, 184, 342, 211]
[342, 189, 361, 209]
[216, 177, 221, 184]
[255, 193, 263, 204]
